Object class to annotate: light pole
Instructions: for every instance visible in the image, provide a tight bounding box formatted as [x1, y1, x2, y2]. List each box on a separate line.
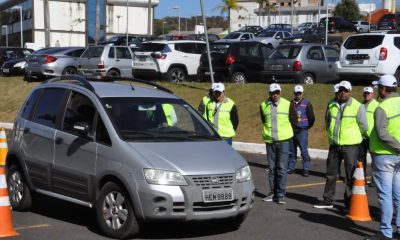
[116, 15, 122, 35]
[325, 0, 329, 45]
[162, 21, 166, 35]
[12, 6, 23, 48]
[2, 25, 8, 47]
[291, 0, 294, 34]
[126, 0, 129, 46]
[369, 0, 372, 32]
[200, 0, 214, 84]
[173, 6, 181, 35]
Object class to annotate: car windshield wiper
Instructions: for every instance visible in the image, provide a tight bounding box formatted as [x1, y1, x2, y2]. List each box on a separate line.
[121, 130, 158, 138]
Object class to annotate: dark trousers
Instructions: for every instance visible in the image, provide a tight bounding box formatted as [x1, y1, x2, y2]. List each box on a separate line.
[266, 140, 290, 200]
[323, 145, 359, 208]
[358, 138, 369, 177]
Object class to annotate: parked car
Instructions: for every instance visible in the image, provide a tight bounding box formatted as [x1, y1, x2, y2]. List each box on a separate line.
[185, 33, 220, 42]
[263, 43, 339, 84]
[336, 31, 400, 82]
[1, 58, 28, 76]
[301, 27, 343, 49]
[353, 20, 370, 32]
[98, 35, 138, 46]
[6, 75, 255, 239]
[319, 17, 357, 33]
[132, 40, 206, 82]
[265, 24, 292, 32]
[25, 47, 86, 80]
[236, 25, 264, 36]
[294, 22, 318, 34]
[215, 32, 255, 43]
[377, 13, 400, 30]
[0, 47, 33, 67]
[79, 45, 134, 77]
[162, 35, 187, 40]
[197, 41, 273, 83]
[252, 30, 292, 49]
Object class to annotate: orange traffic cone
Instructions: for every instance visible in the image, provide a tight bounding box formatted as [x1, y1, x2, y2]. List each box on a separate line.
[0, 166, 18, 237]
[347, 161, 372, 221]
[0, 128, 7, 166]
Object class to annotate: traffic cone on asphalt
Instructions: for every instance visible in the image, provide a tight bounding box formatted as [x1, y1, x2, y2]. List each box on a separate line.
[0, 166, 19, 237]
[0, 128, 7, 166]
[347, 161, 372, 221]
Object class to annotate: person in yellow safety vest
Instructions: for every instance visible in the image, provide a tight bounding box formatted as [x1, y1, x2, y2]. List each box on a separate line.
[366, 75, 400, 240]
[198, 83, 216, 119]
[314, 80, 368, 211]
[204, 82, 238, 146]
[260, 83, 296, 204]
[162, 104, 177, 126]
[359, 86, 379, 183]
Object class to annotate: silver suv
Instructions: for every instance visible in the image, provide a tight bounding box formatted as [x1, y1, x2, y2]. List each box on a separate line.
[6, 76, 255, 239]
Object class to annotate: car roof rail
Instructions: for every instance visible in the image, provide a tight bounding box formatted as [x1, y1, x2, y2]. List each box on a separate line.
[43, 75, 95, 92]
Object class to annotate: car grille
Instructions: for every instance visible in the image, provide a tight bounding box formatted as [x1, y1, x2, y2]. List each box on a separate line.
[346, 54, 370, 60]
[192, 200, 238, 212]
[189, 174, 235, 189]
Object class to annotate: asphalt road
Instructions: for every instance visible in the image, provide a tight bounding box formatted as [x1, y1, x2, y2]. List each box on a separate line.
[8, 152, 381, 240]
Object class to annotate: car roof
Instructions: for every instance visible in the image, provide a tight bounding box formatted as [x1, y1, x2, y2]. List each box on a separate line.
[143, 40, 205, 44]
[89, 82, 179, 98]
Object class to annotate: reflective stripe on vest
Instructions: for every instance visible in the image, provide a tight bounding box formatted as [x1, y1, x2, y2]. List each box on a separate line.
[365, 99, 379, 137]
[327, 98, 363, 145]
[369, 96, 400, 155]
[206, 98, 235, 138]
[202, 96, 211, 119]
[261, 98, 293, 143]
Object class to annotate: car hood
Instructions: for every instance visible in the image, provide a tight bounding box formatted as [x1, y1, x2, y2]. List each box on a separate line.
[127, 141, 247, 175]
[3, 58, 26, 65]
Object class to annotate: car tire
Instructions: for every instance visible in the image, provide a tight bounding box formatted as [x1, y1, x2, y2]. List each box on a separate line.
[300, 73, 315, 84]
[332, 43, 341, 50]
[96, 182, 139, 239]
[230, 71, 246, 84]
[6, 164, 32, 211]
[62, 66, 77, 75]
[106, 69, 120, 77]
[167, 67, 186, 83]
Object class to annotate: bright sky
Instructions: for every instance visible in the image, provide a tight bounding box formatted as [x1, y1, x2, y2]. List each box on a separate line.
[154, 0, 223, 19]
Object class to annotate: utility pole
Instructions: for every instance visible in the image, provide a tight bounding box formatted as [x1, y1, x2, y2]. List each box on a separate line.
[95, 0, 100, 45]
[43, 0, 50, 47]
[147, 0, 152, 35]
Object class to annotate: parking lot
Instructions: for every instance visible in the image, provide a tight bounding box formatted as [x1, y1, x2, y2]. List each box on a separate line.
[9, 152, 381, 240]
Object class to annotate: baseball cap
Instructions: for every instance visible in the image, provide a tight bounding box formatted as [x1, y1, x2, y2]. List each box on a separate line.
[338, 80, 352, 91]
[334, 84, 340, 93]
[269, 83, 281, 92]
[210, 83, 217, 90]
[372, 75, 398, 87]
[294, 85, 304, 93]
[212, 82, 225, 92]
[363, 87, 373, 93]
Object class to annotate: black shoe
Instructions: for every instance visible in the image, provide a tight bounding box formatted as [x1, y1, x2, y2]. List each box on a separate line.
[287, 169, 295, 174]
[302, 170, 310, 177]
[364, 233, 392, 240]
[313, 200, 333, 209]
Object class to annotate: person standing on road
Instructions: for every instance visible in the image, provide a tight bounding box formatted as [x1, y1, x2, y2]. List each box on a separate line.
[204, 83, 239, 145]
[198, 83, 216, 118]
[260, 83, 296, 204]
[365, 75, 400, 240]
[287, 85, 315, 177]
[314, 80, 368, 211]
[359, 86, 379, 182]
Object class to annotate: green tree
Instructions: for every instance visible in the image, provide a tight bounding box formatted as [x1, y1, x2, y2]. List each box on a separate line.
[332, 0, 361, 21]
[213, 0, 245, 32]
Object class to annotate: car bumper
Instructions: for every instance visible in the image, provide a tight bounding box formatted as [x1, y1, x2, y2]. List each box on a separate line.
[261, 71, 302, 82]
[197, 67, 229, 81]
[336, 62, 394, 80]
[135, 179, 255, 221]
[78, 69, 107, 77]
[1, 66, 25, 76]
[132, 69, 166, 79]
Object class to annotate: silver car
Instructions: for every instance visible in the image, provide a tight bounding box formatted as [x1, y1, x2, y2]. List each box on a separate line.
[25, 47, 86, 79]
[79, 45, 135, 77]
[215, 32, 255, 43]
[6, 75, 255, 239]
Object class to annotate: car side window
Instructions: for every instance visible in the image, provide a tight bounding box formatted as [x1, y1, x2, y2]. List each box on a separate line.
[62, 92, 96, 137]
[196, 43, 206, 54]
[21, 89, 41, 120]
[175, 43, 196, 54]
[275, 32, 283, 39]
[116, 47, 132, 59]
[108, 47, 115, 58]
[325, 47, 339, 62]
[394, 37, 400, 49]
[307, 46, 325, 61]
[32, 88, 66, 128]
[261, 45, 272, 58]
[95, 115, 111, 146]
[283, 32, 291, 38]
[68, 49, 85, 57]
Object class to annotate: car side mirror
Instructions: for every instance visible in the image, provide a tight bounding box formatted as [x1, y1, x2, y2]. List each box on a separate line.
[150, 51, 162, 58]
[240, 37, 246, 41]
[275, 36, 281, 39]
[73, 122, 90, 136]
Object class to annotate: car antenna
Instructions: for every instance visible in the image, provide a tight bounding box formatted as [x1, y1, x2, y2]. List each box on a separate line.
[129, 83, 135, 91]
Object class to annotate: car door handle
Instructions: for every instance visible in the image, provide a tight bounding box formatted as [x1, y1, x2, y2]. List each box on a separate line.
[116, 59, 120, 62]
[23, 128, 30, 134]
[55, 137, 63, 145]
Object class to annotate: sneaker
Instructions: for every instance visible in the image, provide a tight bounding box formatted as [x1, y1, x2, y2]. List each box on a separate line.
[313, 200, 333, 209]
[262, 192, 274, 202]
[287, 169, 295, 174]
[277, 198, 286, 204]
[302, 170, 310, 177]
[364, 233, 392, 240]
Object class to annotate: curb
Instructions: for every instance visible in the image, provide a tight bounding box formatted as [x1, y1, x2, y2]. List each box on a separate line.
[0, 122, 371, 163]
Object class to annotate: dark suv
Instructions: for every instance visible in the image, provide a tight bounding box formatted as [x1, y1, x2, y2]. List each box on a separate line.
[378, 13, 400, 30]
[0, 47, 33, 67]
[319, 17, 357, 33]
[197, 41, 273, 83]
[237, 25, 264, 36]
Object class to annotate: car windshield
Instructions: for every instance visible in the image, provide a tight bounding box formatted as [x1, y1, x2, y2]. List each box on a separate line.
[224, 32, 241, 39]
[108, 36, 120, 41]
[343, 35, 384, 49]
[102, 97, 220, 142]
[257, 31, 275, 37]
[268, 45, 302, 59]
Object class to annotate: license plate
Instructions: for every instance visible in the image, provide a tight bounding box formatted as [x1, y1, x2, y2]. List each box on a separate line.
[2, 68, 9, 73]
[203, 188, 234, 203]
[271, 65, 283, 70]
[205, 71, 214, 75]
[139, 58, 146, 62]
[349, 59, 363, 64]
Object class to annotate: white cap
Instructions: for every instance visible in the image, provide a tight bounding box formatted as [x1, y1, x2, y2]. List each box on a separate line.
[294, 85, 304, 93]
[212, 82, 225, 92]
[338, 80, 352, 91]
[269, 83, 281, 92]
[372, 75, 398, 87]
[363, 87, 373, 93]
[334, 84, 340, 93]
[211, 83, 217, 90]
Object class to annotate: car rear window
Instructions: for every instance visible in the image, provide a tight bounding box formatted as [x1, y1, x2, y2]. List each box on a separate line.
[268, 45, 301, 59]
[138, 43, 167, 52]
[209, 43, 230, 53]
[343, 35, 384, 49]
[81, 47, 104, 58]
[224, 32, 241, 39]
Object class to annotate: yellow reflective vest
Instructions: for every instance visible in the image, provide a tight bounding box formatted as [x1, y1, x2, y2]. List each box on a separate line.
[205, 98, 235, 138]
[365, 99, 379, 137]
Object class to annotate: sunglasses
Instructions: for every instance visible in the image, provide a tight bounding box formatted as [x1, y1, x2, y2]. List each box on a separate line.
[338, 88, 349, 93]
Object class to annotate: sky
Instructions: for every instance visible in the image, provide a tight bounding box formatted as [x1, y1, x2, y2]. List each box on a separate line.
[154, 0, 223, 19]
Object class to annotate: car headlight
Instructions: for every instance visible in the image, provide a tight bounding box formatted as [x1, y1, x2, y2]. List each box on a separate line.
[293, 38, 302, 43]
[143, 169, 187, 186]
[236, 166, 252, 183]
[13, 62, 26, 68]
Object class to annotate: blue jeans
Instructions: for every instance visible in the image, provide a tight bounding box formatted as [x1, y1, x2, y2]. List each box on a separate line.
[372, 154, 400, 238]
[266, 140, 290, 200]
[288, 129, 311, 171]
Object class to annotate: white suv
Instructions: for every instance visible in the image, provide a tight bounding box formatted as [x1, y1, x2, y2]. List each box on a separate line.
[336, 32, 400, 82]
[132, 40, 206, 82]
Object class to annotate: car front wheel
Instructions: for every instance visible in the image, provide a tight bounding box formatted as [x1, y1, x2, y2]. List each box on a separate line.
[7, 164, 32, 211]
[96, 182, 139, 239]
